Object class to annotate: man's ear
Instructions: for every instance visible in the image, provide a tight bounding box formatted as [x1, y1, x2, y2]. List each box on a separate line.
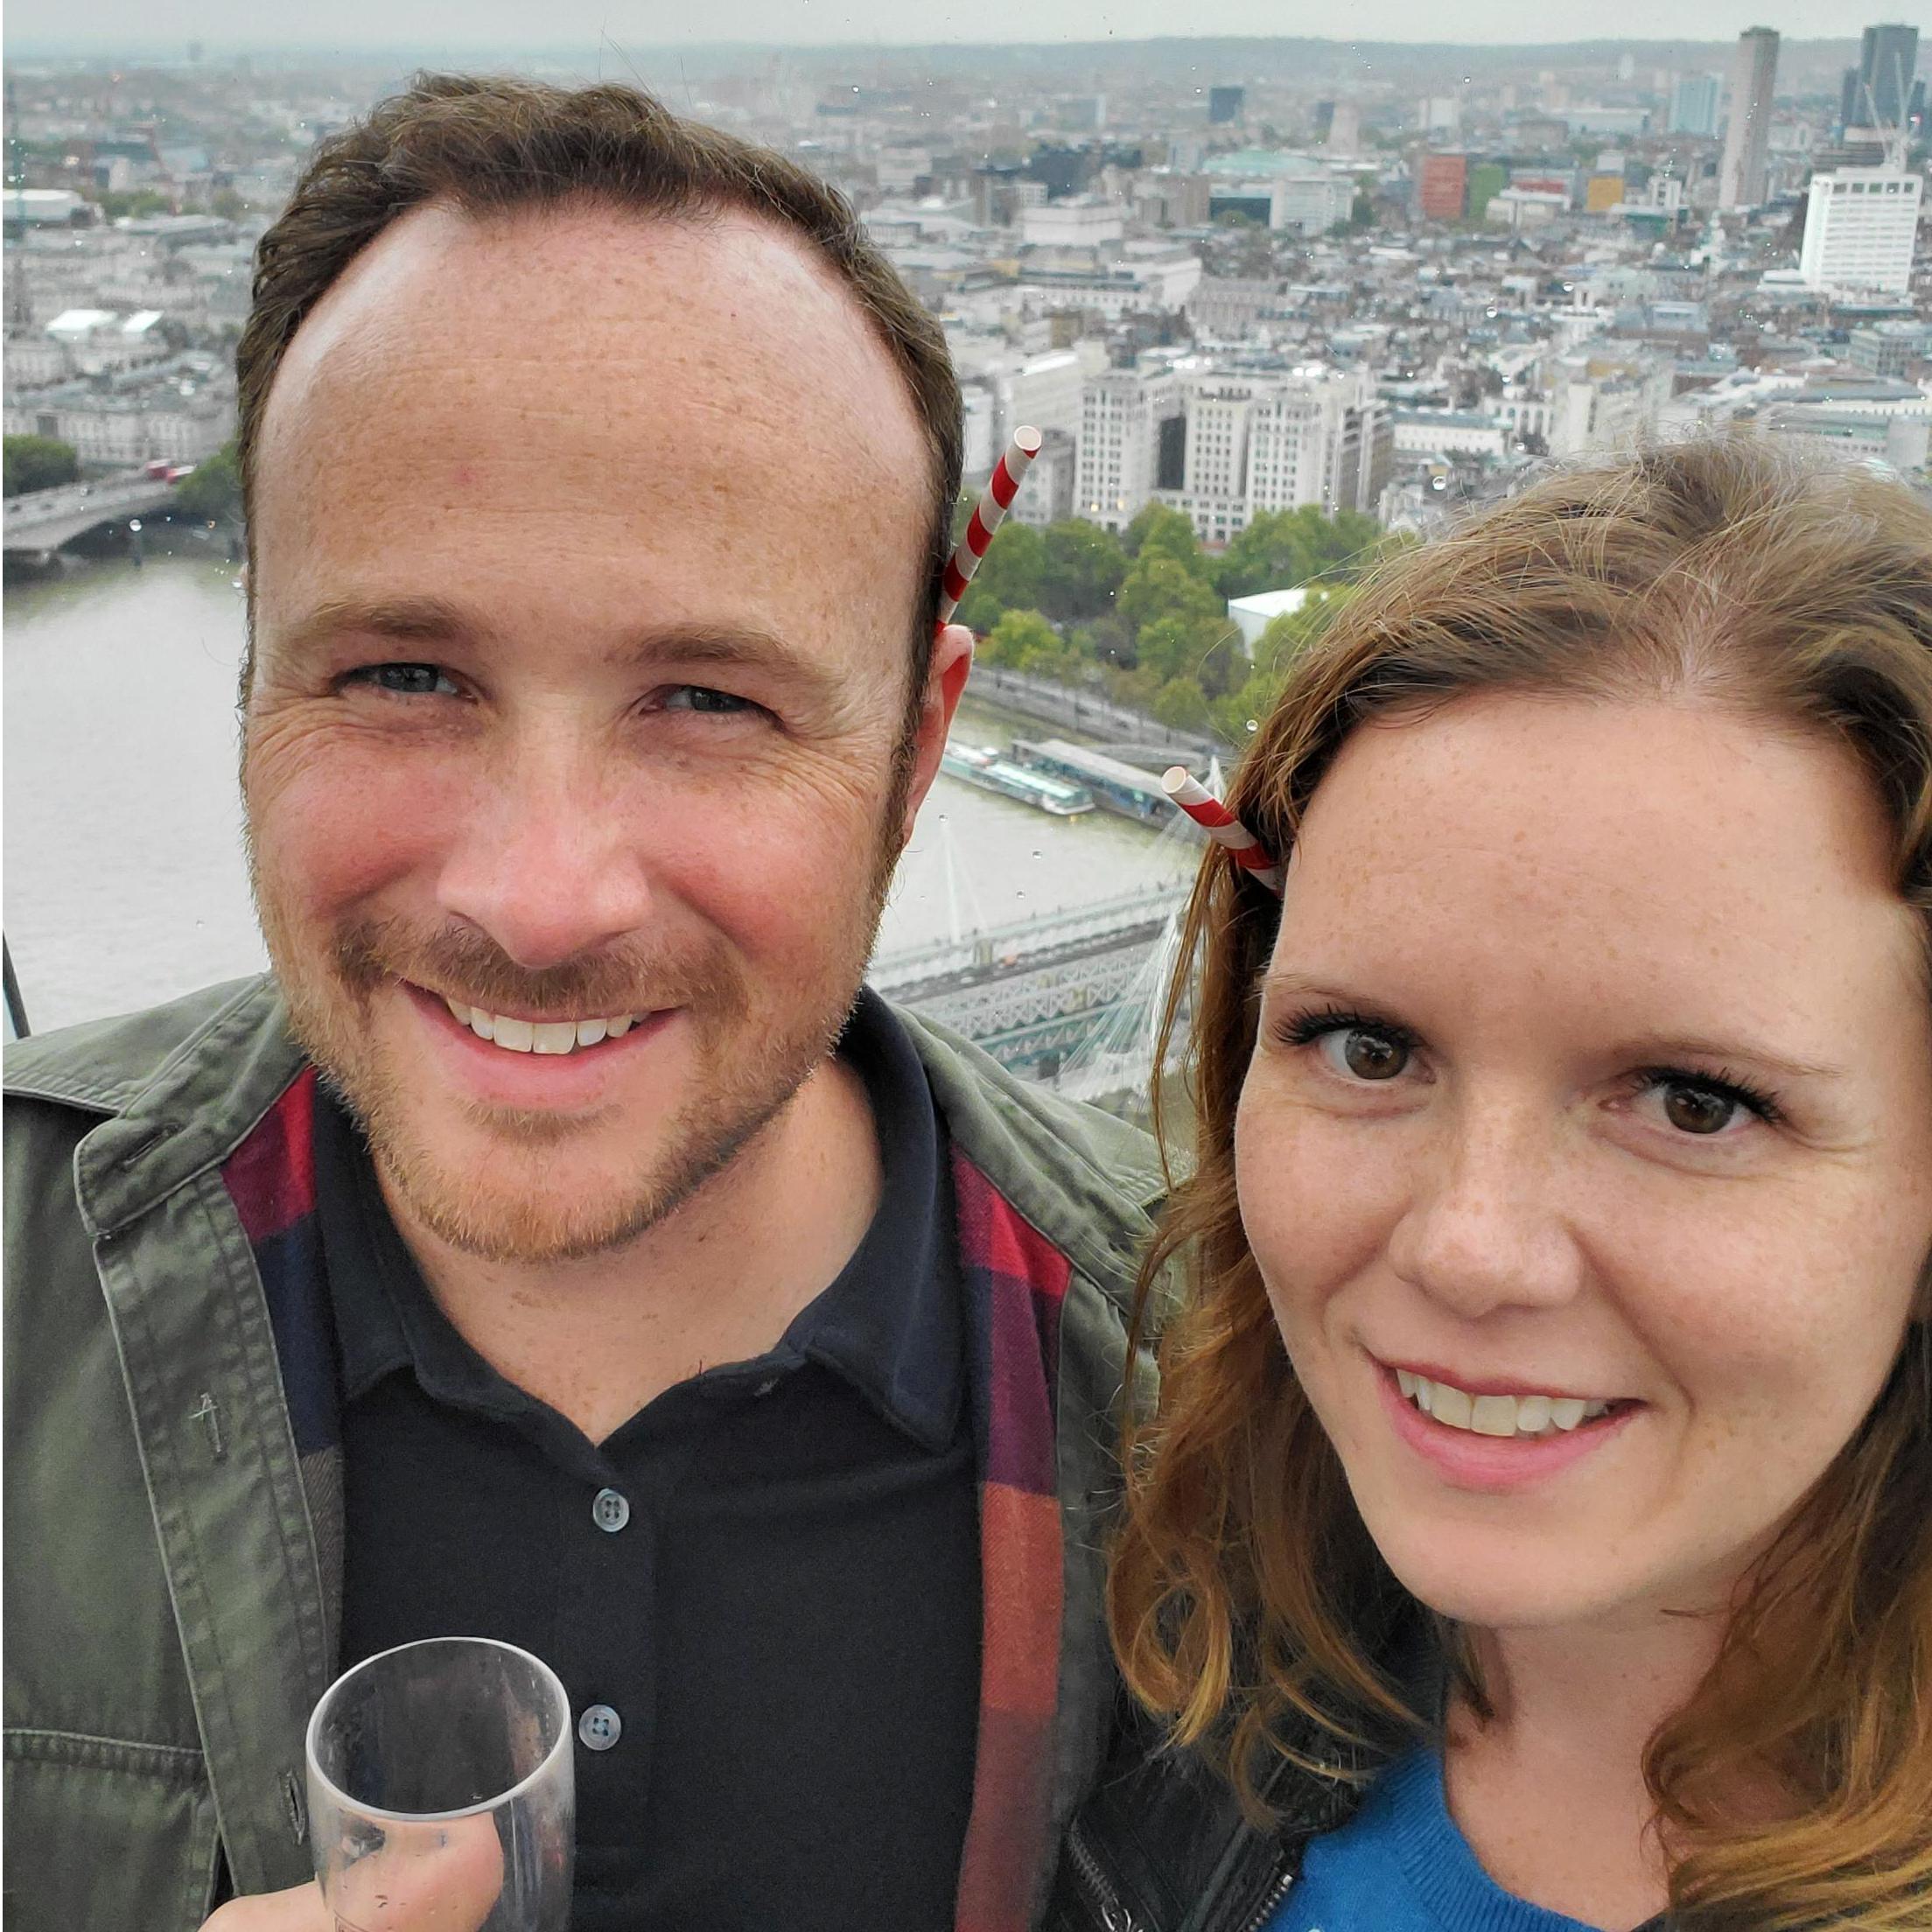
[898, 623, 974, 842]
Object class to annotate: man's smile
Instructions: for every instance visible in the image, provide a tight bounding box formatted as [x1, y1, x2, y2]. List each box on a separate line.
[433, 987, 646, 1055]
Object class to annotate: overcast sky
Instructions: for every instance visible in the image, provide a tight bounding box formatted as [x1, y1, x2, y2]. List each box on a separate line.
[2, 0, 1894, 54]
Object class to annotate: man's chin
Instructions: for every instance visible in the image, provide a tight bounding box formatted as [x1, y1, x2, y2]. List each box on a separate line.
[369, 1096, 790, 1266]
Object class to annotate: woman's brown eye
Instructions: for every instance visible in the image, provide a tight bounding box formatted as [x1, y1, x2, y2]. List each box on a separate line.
[1341, 1030, 1408, 1081]
[1662, 1084, 1735, 1135]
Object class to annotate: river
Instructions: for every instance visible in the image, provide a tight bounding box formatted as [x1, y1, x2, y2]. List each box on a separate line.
[4, 553, 1195, 1033]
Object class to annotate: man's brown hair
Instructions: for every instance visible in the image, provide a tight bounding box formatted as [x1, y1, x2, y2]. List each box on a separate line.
[236, 72, 963, 684]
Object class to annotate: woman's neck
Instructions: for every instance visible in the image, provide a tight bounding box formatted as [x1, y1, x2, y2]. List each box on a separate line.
[1438, 1608, 1732, 1932]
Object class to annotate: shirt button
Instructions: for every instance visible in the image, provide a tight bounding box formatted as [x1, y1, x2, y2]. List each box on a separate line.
[578, 1704, 622, 1752]
[591, 1487, 630, 1534]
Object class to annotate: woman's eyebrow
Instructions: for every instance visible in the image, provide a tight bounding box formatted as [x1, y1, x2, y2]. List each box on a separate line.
[1609, 1032, 1845, 1085]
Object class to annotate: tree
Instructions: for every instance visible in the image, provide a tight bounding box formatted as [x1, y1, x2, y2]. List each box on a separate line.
[1071, 612, 1133, 667]
[1134, 610, 1231, 689]
[966, 520, 1047, 615]
[976, 607, 1062, 673]
[1214, 508, 1319, 600]
[98, 189, 172, 220]
[953, 584, 1004, 634]
[1207, 584, 1357, 739]
[1037, 519, 1126, 623]
[1116, 554, 1223, 640]
[1121, 501, 1200, 564]
[171, 439, 242, 522]
[1151, 676, 1212, 732]
[1215, 506, 1387, 599]
[4, 435, 80, 496]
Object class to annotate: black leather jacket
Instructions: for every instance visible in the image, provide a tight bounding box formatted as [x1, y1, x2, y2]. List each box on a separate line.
[1040, 1696, 1380, 1932]
[1041, 1655, 1677, 1932]
[1041, 1734, 1307, 1932]
[1044, 1605, 1438, 1932]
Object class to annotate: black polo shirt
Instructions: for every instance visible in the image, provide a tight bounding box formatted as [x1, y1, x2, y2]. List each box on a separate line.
[317, 990, 982, 1931]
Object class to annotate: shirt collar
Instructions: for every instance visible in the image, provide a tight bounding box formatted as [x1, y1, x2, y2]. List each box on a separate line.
[314, 986, 963, 1454]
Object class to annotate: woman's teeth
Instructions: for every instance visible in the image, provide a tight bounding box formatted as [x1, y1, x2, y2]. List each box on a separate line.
[1395, 1368, 1616, 1438]
[444, 997, 638, 1054]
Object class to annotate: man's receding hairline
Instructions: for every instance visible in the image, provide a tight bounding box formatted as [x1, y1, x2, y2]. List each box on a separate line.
[257, 186, 937, 505]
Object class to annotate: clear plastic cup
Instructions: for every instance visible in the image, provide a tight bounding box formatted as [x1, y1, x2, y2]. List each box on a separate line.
[305, 1637, 574, 1932]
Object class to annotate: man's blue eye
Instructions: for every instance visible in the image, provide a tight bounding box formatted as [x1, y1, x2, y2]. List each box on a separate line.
[663, 686, 752, 714]
[359, 663, 455, 696]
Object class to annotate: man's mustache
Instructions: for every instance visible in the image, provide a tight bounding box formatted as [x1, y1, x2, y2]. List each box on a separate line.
[332, 915, 740, 1020]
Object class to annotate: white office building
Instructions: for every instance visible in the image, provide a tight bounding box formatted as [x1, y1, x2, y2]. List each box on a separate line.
[1799, 168, 1922, 295]
[1018, 199, 1125, 249]
[1165, 366, 1389, 542]
[1200, 150, 1354, 235]
[1075, 368, 1183, 531]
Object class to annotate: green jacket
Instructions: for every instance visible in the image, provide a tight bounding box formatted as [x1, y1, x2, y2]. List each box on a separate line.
[5, 975, 1164, 1930]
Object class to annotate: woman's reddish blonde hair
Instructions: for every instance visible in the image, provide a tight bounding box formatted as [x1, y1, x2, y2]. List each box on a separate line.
[1110, 437, 1932, 1930]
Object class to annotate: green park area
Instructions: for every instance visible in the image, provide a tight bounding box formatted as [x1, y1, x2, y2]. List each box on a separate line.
[950, 494, 1397, 746]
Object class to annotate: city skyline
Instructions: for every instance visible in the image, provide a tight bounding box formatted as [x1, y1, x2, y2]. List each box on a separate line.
[2, 1, 1898, 56]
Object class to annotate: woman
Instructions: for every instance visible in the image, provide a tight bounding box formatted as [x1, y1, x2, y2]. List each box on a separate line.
[1049, 438, 1932, 1932]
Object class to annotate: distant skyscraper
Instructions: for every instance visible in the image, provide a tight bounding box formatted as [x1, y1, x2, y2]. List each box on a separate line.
[1855, 24, 1919, 130]
[1840, 66, 1864, 135]
[1669, 73, 1721, 137]
[1718, 27, 1779, 209]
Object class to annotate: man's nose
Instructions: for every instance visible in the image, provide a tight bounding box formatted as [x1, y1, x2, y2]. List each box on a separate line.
[435, 732, 656, 971]
[1383, 1097, 1586, 1321]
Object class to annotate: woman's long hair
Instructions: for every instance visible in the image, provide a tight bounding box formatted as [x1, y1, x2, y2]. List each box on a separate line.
[1110, 437, 1932, 1930]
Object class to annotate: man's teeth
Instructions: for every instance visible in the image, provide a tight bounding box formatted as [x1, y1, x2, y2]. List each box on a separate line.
[444, 997, 638, 1054]
[1395, 1368, 1614, 1438]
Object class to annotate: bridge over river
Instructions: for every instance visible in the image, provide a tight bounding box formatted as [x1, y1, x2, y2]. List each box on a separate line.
[872, 878, 1193, 1096]
[4, 472, 183, 557]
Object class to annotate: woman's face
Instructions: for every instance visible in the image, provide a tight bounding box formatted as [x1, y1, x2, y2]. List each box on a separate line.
[1236, 693, 1932, 1634]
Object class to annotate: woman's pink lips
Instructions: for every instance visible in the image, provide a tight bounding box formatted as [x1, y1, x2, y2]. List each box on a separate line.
[1375, 1359, 1641, 1494]
[1382, 1358, 1618, 1402]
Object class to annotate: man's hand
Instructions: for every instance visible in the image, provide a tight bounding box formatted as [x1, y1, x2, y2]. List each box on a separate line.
[202, 1812, 505, 1931]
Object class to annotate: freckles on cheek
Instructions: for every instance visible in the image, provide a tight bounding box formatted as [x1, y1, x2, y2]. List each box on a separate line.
[1239, 1104, 1411, 1346]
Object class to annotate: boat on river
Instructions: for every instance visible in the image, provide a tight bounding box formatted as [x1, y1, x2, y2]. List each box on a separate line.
[940, 744, 1094, 816]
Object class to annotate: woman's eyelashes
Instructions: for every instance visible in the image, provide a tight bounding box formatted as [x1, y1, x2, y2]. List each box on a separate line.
[1271, 1006, 1785, 1139]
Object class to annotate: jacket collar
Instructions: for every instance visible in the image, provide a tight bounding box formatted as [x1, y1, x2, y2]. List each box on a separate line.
[42, 977, 1170, 1288]
[64, 977, 307, 1240]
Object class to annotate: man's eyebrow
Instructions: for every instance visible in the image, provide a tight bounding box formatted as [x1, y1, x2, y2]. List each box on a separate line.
[272, 594, 472, 655]
[269, 604, 855, 711]
[610, 622, 848, 708]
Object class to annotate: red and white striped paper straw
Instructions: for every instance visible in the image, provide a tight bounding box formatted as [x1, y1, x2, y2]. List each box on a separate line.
[1163, 767, 1284, 895]
[936, 425, 1044, 627]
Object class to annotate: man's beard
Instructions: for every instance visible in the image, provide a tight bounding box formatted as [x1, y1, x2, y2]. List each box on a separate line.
[249, 780, 909, 1268]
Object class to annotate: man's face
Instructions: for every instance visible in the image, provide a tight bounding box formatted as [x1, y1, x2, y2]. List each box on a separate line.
[244, 200, 944, 1264]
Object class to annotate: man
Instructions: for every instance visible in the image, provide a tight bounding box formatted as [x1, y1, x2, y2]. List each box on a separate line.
[4, 77, 1163, 1932]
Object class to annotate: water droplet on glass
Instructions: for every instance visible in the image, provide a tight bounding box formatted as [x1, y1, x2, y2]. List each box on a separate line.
[1031, 849, 1041, 858]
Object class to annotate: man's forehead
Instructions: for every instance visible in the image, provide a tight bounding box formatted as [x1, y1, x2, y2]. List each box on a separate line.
[251, 197, 934, 636]
[257, 196, 932, 529]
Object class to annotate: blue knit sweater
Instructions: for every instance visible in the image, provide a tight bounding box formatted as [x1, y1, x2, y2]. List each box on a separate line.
[1264, 1750, 1615, 1932]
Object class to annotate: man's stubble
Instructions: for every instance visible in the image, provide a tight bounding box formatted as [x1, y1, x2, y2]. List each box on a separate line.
[247, 734, 916, 1269]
